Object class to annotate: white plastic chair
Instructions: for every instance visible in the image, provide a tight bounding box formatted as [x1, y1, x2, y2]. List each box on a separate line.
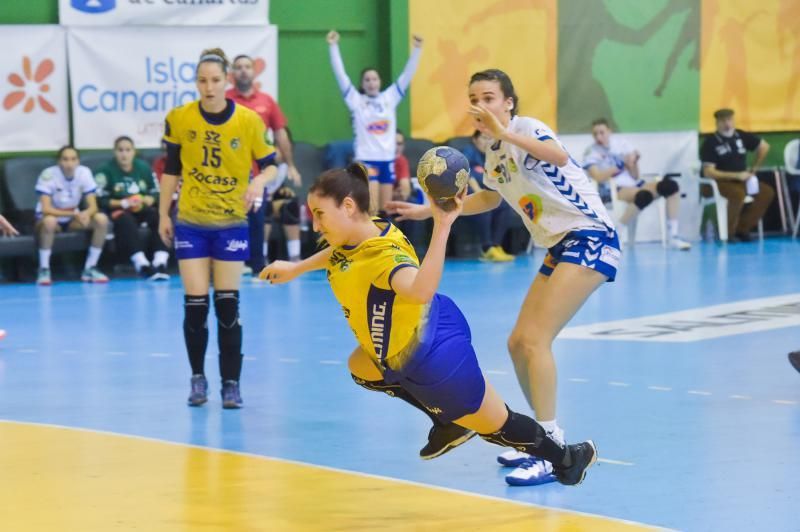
[698, 172, 763, 243]
[784, 139, 800, 238]
[604, 173, 667, 247]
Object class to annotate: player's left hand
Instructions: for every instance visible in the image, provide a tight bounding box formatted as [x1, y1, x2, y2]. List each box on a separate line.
[412, 34, 424, 47]
[468, 103, 505, 139]
[244, 180, 266, 212]
[287, 165, 302, 186]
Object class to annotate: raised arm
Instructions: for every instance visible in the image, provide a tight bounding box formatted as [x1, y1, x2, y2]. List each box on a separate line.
[327, 31, 352, 95]
[394, 35, 423, 95]
[259, 245, 333, 284]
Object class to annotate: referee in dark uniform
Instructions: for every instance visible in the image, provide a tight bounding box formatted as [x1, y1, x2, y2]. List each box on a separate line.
[700, 108, 774, 242]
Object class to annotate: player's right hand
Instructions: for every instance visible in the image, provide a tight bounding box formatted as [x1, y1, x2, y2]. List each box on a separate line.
[326, 31, 339, 45]
[159, 216, 174, 247]
[385, 200, 431, 221]
[259, 260, 299, 284]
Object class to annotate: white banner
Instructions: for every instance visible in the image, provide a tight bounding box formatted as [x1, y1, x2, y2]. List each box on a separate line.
[60, 0, 269, 26]
[0, 26, 69, 152]
[68, 26, 278, 149]
[560, 131, 701, 242]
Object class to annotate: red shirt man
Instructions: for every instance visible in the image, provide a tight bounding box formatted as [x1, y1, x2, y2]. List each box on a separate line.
[225, 55, 301, 185]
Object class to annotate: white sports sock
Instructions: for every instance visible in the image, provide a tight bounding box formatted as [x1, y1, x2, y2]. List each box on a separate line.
[84, 246, 103, 269]
[262, 242, 269, 259]
[668, 219, 679, 238]
[287, 239, 300, 260]
[39, 249, 51, 269]
[130, 251, 149, 271]
[538, 419, 565, 445]
[152, 250, 169, 267]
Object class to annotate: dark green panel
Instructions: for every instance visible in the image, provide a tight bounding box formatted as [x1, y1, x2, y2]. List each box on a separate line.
[558, 0, 700, 134]
[0, 0, 58, 24]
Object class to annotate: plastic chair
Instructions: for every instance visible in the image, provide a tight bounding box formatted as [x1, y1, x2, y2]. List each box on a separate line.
[783, 139, 800, 238]
[698, 174, 763, 242]
[602, 173, 667, 247]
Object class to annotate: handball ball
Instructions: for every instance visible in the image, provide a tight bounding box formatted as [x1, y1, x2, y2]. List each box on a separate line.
[416, 146, 470, 211]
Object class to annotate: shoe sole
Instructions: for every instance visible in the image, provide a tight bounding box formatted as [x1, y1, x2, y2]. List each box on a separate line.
[82, 278, 109, 283]
[571, 440, 598, 486]
[420, 430, 477, 460]
[222, 402, 243, 409]
[497, 455, 531, 467]
[187, 398, 208, 407]
[505, 471, 558, 487]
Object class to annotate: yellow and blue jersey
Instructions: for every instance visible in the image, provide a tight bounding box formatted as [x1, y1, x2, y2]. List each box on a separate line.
[163, 100, 275, 227]
[326, 220, 428, 365]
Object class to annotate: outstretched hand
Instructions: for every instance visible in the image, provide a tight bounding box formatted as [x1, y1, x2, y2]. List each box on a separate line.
[259, 260, 301, 284]
[326, 30, 340, 45]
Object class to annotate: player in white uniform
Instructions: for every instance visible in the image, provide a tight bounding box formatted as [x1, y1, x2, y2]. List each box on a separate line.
[35, 146, 110, 285]
[584, 119, 691, 250]
[327, 30, 422, 215]
[388, 69, 618, 486]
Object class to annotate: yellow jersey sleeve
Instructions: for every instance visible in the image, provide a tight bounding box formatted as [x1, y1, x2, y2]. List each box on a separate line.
[247, 111, 275, 163]
[163, 107, 181, 145]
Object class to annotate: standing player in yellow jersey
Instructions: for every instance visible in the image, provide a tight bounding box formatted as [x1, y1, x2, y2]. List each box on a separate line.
[158, 48, 277, 409]
[259, 163, 597, 486]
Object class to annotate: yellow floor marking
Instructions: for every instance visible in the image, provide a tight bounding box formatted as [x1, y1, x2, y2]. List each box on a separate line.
[0, 422, 659, 531]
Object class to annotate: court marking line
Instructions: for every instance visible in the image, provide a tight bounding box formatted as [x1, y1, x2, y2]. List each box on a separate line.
[772, 399, 798, 405]
[568, 378, 590, 383]
[0, 418, 669, 531]
[687, 390, 712, 396]
[485, 370, 508, 375]
[647, 386, 672, 391]
[608, 381, 630, 387]
[319, 359, 342, 365]
[148, 352, 171, 358]
[729, 395, 751, 400]
[597, 458, 635, 466]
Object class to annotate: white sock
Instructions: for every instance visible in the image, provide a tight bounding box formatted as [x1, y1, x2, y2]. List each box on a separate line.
[287, 239, 301, 260]
[39, 249, 51, 269]
[84, 246, 103, 269]
[262, 242, 268, 259]
[130, 251, 149, 271]
[152, 250, 169, 267]
[668, 219, 679, 238]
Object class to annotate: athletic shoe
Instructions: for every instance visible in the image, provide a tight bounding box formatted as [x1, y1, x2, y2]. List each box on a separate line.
[505, 457, 557, 486]
[187, 374, 208, 406]
[668, 237, 692, 251]
[37, 268, 52, 286]
[480, 246, 513, 262]
[138, 264, 156, 280]
[495, 246, 516, 261]
[151, 264, 170, 281]
[419, 424, 477, 460]
[81, 267, 109, 283]
[221, 380, 243, 409]
[497, 449, 532, 467]
[553, 440, 597, 486]
[789, 351, 800, 373]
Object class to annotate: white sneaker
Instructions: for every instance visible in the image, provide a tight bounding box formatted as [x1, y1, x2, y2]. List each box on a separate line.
[505, 457, 556, 486]
[669, 237, 691, 251]
[497, 449, 531, 467]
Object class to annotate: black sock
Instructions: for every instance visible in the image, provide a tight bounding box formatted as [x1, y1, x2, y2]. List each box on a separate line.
[183, 295, 209, 375]
[479, 406, 569, 466]
[481, 244, 492, 253]
[351, 374, 446, 427]
[215, 291, 242, 381]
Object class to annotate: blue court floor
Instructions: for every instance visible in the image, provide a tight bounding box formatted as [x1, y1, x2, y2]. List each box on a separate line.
[1, 238, 799, 531]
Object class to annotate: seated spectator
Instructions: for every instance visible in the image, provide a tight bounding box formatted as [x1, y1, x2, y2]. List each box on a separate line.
[584, 118, 690, 250]
[95, 136, 169, 280]
[461, 130, 515, 261]
[35, 146, 110, 285]
[700, 108, 774, 242]
[0, 215, 18, 340]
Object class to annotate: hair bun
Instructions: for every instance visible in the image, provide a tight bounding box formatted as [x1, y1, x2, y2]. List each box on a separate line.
[347, 162, 369, 183]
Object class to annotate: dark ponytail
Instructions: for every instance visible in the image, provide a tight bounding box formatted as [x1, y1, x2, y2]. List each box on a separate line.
[309, 162, 371, 213]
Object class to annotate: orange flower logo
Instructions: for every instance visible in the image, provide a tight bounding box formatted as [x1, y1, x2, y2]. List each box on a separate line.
[3, 56, 56, 114]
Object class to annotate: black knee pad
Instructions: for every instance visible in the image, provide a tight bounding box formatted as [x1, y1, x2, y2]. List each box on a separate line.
[633, 189, 654, 210]
[656, 178, 679, 197]
[214, 290, 240, 329]
[479, 407, 549, 453]
[183, 295, 209, 332]
[278, 199, 300, 225]
[351, 374, 401, 396]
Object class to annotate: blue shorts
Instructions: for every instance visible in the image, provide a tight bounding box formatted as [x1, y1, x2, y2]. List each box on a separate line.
[174, 223, 249, 261]
[362, 160, 396, 184]
[383, 294, 486, 423]
[540, 229, 620, 282]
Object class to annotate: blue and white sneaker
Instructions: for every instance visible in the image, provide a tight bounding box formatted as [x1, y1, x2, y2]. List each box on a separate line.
[505, 457, 557, 486]
[221, 379, 243, 409]
[497, 449, 532, 467]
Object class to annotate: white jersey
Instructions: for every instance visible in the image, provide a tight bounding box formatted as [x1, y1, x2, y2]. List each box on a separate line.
[583, 137, 641, 188]
[483, 116, 615, 249]
[329, 44, 421, 162]
[35, 164, 97, 223]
